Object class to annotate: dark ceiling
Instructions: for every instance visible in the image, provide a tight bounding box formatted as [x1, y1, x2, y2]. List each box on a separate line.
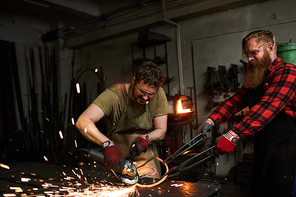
[0, 0, 270, 48]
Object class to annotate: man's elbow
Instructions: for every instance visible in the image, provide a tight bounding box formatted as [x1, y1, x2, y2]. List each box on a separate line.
[158, 129, 167, 141]
[75, 116, 84, 132]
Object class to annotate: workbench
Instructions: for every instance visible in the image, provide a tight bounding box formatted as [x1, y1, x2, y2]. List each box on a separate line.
[0, 162, 221, 196]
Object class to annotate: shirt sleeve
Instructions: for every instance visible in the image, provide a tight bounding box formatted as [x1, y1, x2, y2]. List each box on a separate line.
[92, 83, 125, 117]
[154, 87, 169, 117]
[208, 86, 248, 126]
[92, 88, 118, 116]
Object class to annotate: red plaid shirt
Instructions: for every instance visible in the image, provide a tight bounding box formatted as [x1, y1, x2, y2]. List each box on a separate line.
[209, 57, 296, 139]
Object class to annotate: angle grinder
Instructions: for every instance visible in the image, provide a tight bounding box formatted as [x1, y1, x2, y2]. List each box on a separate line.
[79, 148, 139, 184]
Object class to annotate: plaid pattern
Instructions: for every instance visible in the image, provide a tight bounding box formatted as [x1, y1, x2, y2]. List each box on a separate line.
[209, 57, 296, 139]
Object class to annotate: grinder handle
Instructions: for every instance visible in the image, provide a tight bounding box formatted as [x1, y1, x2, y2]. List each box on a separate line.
[80, 148, 106, 165]
[130, 149, 137, 160]
[80, 148, 125, 168]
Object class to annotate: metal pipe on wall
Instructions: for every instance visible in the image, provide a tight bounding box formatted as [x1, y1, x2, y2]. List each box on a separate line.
[162, 0, 184, 95]
[191, 44, 199, 126]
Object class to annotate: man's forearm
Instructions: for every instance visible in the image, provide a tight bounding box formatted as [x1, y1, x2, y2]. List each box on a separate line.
[146, 114, 167, 144]
[76, 117, 109, 146]
[142, 128, 166, 144]
[229, 130, 240, 139]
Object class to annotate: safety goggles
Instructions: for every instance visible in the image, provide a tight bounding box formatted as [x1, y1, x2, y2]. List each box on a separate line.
[137, 83, 158, 97]
[242, 41, 270, 58]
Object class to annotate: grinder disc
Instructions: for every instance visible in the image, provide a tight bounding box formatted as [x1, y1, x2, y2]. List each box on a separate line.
[120, 174, 139, 185]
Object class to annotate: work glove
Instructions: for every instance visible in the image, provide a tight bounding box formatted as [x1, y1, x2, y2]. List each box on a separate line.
[130, 135, 149, 156]
[215, 131, 238, 155]
[102, 141, 123, 170]
[196, 119, 213, 140]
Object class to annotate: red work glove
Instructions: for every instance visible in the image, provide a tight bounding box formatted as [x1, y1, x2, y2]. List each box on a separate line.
[102, 141, 123, 170]
[130, 135, 149, 156]
[216, 132, 238, 155]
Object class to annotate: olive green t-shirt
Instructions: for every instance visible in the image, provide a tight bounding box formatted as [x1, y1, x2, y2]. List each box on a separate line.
[92, 83, 169, 136]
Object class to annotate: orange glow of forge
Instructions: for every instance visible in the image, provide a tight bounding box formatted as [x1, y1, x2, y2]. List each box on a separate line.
[176, 99, 191, 114]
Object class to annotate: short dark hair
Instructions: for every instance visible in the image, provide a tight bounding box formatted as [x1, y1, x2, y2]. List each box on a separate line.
[135, 61, 165, 87]
[242, 30, 277, 51]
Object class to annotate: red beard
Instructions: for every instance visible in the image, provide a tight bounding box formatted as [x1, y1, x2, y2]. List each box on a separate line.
[243, 50, 272, 89]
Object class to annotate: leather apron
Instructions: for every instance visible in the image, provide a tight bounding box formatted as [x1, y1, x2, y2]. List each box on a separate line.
[247, 85, 296, 197]
[111, 84, 161, 178]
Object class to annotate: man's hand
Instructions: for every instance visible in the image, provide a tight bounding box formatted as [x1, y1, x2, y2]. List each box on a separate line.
[130, 135, 149, 156]
[216, 131, 238, 155]
[102, 141, 123, 169]
[197, 119, 214, 140]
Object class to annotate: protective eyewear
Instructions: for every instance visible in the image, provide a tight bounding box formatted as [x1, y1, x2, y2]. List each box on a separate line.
[242, 41, 270, 58]
[137, 84, 158, 96]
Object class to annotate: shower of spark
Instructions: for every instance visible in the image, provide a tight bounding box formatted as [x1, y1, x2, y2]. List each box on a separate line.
[22, 184, 137, 197]
[59, 130, 64, 139]
[76, 83, 81, 93]
[65, 184, 138, 197]
[44, 156, 48, 161]
[21, 177, 31, 182]
[71, 117, 75, 125]
[2, 164, 139, 197]
[0, 163, 10, 169]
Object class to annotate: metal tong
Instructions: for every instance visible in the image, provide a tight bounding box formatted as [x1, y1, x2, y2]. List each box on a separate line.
[162, 132, 216, 178]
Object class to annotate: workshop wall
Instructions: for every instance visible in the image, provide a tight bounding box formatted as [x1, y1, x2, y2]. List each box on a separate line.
[74, 34, 137, 105]
[0, 9, 75, 163]
[0, 11, 49, 132]
[0, 10, 73, 129]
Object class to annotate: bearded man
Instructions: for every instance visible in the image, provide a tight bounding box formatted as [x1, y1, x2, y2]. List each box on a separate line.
[197, 30, 296, 196]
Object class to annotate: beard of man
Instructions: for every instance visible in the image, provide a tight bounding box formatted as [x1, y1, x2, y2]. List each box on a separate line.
[243, 48, 272, 89]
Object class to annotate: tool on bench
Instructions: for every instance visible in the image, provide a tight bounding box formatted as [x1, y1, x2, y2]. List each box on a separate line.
[162, 132, 216, 178]
[79, 147, 139, 184]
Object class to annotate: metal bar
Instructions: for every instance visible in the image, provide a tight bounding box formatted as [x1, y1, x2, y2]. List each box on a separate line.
[181, 146, 215, 171]
[162, 0, 184, 95]
[191, 44, 198, 125]
[29, 48, 42, 152]
[163, 132, 203, 163]
[166, 146, 216, 178]
[165, 42, 170, 95]
[10, 42, 31, 156]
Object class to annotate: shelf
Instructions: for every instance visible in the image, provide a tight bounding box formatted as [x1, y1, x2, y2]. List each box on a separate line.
[132, 39, 170, 48]
[132, 56, 167, 66]
[131, 31, 171, 95]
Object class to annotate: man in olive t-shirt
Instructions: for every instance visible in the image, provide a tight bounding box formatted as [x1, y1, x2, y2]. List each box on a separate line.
[76, 61, 169, 178]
